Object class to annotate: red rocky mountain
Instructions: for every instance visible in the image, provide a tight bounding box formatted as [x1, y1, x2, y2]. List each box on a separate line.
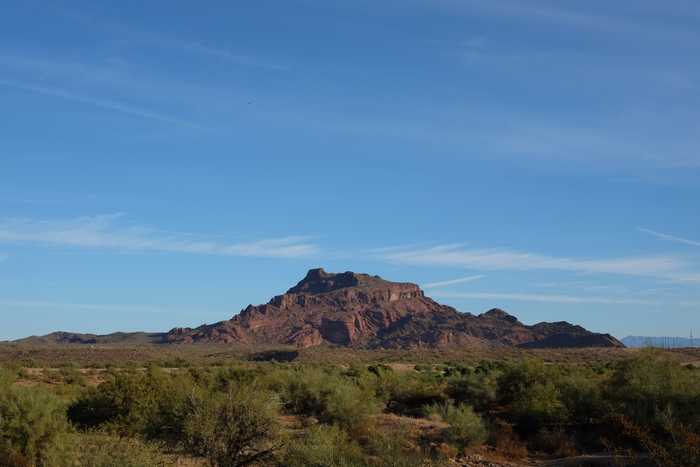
[166, 268, 623, 349]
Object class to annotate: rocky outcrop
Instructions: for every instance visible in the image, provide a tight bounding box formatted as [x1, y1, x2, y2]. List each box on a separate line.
[165, 268, 624, 349]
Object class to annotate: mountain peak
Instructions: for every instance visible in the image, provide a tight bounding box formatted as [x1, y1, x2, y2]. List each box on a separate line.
[480, 308, 521, 324]
[286, 268, 399, 295]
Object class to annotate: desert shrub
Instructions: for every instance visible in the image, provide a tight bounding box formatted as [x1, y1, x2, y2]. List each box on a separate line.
[68, 367, 197, 441]
[68, 370, 148, 431]
[213, 366, 262, 391]
[496, 358, 551, 405]
[283, 424, 365, 467]
[322, 382, 380, 432]
[378, 371, 446, 417]
[0, 386, 71, 467]
[139, 373, 199, 441]
[445, 371, 498, 411]
[59, 366, 86, 386]
[424, 402, 487, 449]
[497, 359, 568, 431]
[73, 432, 168, 467]
[363, 423, 440, 467]
[512, 381, 567, 431]
[531, 428, 577, 457]
[366, 364, 393, 377]
[0, 366, 17, 387]
[275, 368, 327, 415]
[184, 385, 281, 467]
[278, 368, 380, 432]
[488, 424, 528, 460]
[557, 371, 607, 425]
[606, 351, 700, 431]
[611, 414, 700, 467]
[160, 356, 191, 368]
[188, 366, 216, 388]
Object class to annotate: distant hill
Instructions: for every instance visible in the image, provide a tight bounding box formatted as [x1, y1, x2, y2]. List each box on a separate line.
[11, 268, 624, 350]
[13, 331, 164, 346]
[621, 335, 699, 348]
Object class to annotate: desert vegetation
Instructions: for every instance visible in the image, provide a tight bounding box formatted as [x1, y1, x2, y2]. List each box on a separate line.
[0, 349, 698, 466]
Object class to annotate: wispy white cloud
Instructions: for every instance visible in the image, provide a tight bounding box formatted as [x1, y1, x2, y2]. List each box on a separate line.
[0, 79, 207, 129]
[535, 281, 630, 294]
[380, 244, 700, 283]
[670, 273, 700, 284]
[434, 0, 700, 43]
[381, 244, 682, 275]
[158, 39, 288, 71]
[638, 227, 700, 248]
[0, 214, 318, 258]
[423, 275, 485, 289]
[432, 291, 653, 305]
[59, 8, 288, 72]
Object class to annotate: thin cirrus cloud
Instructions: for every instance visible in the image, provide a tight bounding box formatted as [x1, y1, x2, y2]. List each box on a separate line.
[423, 275, 485, 289]
[436, 0, 700, 43]
[379, 244, 698, 282]
[0, 78, 208, 130]
[59, 8, 288, 72]
[0, 214, 318, 259]
[431, 291, 653, 306]
[638, 227, 700, 248]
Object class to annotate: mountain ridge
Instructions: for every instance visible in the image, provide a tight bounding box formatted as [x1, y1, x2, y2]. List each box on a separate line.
[9, 269, 624, 349]
[165, 268, 622, 349]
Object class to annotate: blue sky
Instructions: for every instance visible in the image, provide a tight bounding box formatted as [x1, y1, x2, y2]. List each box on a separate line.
[1, 0, 699, 340]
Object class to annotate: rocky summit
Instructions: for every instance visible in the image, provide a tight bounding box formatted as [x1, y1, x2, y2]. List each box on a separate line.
[166, 268, 623, 349]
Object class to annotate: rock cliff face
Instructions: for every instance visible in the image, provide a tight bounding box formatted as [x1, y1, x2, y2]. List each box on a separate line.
[166, 268, 623, 349]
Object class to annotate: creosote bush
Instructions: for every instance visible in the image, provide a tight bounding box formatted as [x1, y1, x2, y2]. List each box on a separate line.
[0, 386, 71, 467]
[283, 424, 365, 467]
[73, 432, 168, 467]
[276, 367, 381, 432]
[424, 402, 487, 449]
[184, 385, 281, 467]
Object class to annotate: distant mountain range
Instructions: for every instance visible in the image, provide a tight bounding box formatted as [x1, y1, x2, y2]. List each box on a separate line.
[12, 268, 624, 350]
[621, 336, 699, 348]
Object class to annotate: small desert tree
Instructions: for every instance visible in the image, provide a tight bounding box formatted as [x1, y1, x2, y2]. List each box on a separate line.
[184, 385, 281, 467]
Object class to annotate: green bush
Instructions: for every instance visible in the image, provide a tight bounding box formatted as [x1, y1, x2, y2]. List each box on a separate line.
[68, 367, 197, 441]
[497, 359, 568, 431]
[184, 385, 281, 467]
[0, 366, 17, 387]
[364, 424, 440, 467]
[424, 402, 487, 449]
[0, 386, 71, 467]
[512, 381, 567, 431]
[68, 370, 148, 432]
[378, 371, 446, 417]
[283, 424, 365, 467]
[558, 371, 607, 425]
[446, 371, 498, 411]
[278, 368, 380, 432]
[59, 366, 86, 386]
[73, 432, 168, 467]
[606, 351, 700, 431]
